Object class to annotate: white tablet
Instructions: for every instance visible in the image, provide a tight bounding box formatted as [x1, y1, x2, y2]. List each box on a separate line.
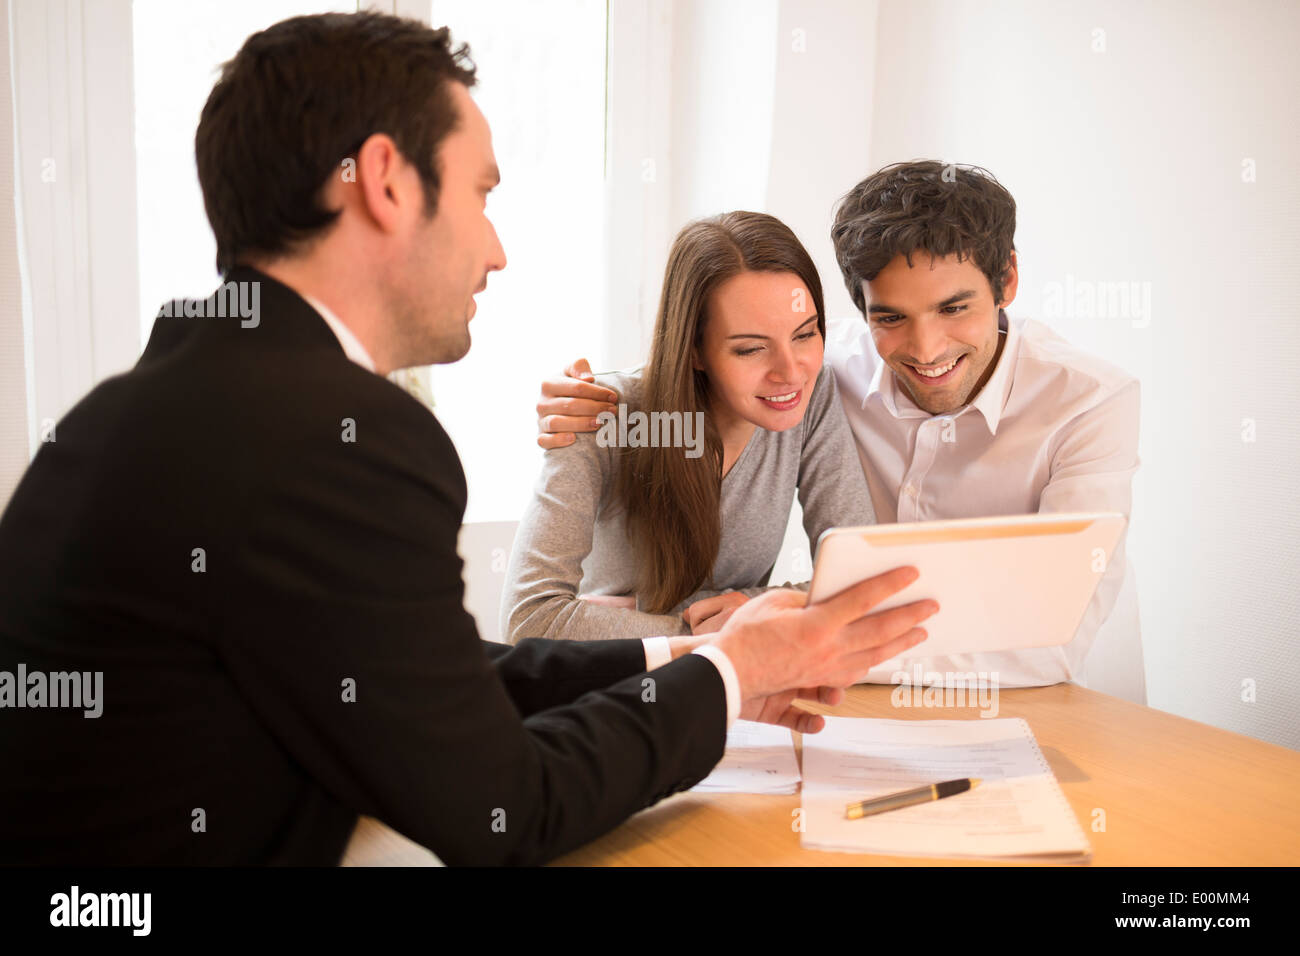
[808, 513, 1126, 658]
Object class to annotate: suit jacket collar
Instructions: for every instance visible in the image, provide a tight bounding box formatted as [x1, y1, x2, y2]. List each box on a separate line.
[138, 265, 351, 371]
[221, 265, 348, 355]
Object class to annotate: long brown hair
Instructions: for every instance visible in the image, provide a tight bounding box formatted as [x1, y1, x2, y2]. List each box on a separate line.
[612, 211, 826, 613]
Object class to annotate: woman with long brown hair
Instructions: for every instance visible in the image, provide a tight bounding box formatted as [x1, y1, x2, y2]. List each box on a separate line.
[500, 211, 875, 642]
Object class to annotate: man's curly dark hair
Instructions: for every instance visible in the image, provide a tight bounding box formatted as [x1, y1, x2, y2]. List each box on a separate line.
[831, 160, 1017, 314]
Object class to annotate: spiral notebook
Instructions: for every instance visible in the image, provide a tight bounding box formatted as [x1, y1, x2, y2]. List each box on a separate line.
[801, 717, 1092, 861]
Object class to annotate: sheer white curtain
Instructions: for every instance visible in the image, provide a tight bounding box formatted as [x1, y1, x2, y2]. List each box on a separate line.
[132, 0, 358, 347]
[1, 0, 28, 506]
[8, 0, 140, 471]
[5, 0, 356, 479]
[6, 0, 610, 527]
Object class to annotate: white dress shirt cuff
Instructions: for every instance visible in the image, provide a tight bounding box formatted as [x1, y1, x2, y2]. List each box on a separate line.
[690, 644, 742, 729]
[641, 636, 673, 671]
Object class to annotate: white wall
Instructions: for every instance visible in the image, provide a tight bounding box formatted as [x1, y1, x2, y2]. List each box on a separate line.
[667, 0, 780, 232]
[867, 0, 1300, 750]
[766, 0, 877, 328]
[600, 0, 1299, 749]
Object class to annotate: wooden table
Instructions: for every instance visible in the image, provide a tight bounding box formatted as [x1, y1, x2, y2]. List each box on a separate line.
[344, 683, 1300, 866]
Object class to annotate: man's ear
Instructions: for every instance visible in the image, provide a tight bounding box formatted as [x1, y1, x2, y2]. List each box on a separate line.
[353, 133, 417, 234]
[997, 250, 1020, 307]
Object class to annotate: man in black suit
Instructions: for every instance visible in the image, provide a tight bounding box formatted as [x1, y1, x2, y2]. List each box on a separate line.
[0, 11, 936, 865]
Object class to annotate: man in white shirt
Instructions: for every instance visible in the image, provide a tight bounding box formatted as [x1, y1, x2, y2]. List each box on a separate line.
[537, 161, 1140, 688]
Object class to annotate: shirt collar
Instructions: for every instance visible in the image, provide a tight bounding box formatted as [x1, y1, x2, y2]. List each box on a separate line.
[863, 309, 1015, 435]
[865, 344, 908, 417]
[966, 309, 1016, 435]
[300, 293, 377, 373]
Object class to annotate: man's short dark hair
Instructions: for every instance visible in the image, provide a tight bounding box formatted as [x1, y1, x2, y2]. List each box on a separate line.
[196, 11, 476, 274]
[830, 160, 1017, 314]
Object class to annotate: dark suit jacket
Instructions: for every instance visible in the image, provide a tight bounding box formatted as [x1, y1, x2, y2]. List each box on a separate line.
[0, 267, 725, 865]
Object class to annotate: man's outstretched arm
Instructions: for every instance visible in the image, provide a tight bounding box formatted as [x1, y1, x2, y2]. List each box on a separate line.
[480, 636, 654, 716]
[217, 391, 935, 865]
[219, 404, 731, 866]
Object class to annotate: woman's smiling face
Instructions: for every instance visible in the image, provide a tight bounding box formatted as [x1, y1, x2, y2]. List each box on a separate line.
[693, 270, 825, 434]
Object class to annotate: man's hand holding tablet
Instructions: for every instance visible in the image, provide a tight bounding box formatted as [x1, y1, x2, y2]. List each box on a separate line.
[686, 567, 937, 731]
[808, 514, 1126, 662]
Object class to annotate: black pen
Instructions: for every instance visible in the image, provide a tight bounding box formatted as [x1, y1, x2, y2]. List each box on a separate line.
[844, 778, 981, 819]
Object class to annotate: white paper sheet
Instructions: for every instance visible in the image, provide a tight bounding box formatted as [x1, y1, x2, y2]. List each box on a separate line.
[691, 719, 801, 794]
[801, 717, 1091, 860]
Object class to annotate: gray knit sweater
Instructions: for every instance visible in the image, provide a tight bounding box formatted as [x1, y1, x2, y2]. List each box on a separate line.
[500, 364, 875, 642]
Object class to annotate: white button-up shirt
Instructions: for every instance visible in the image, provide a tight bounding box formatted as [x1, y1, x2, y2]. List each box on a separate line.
[301, 293, 378, 373]
[828, 310, 1141, 687]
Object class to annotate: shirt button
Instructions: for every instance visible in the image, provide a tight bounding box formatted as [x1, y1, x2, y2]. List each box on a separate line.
[903, 484, 917, 497]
